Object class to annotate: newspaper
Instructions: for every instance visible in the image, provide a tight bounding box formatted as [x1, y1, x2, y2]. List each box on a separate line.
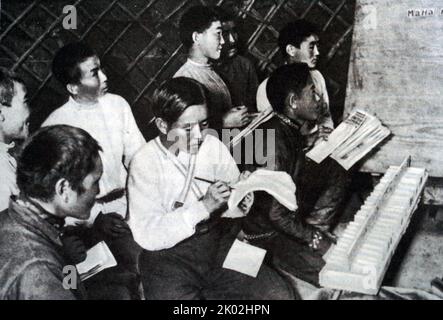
[306, 110, 391, 170]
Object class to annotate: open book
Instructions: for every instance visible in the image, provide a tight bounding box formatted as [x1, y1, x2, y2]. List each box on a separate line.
[76, 241, 117, 281]
[228, 169, 297, 211]
[306, 110, 390, 170]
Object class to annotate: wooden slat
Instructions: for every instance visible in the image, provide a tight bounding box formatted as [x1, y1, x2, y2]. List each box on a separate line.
[0, 0, 40, 44]
[322, 0, 347, 32]
[0, 44, 43, 82]
[132, 44, 183, 105]
[11, 0, 86, 71]
[0, 0, 355, 131]
[344, 0, 443, 177]
[102, 0, 160, 57]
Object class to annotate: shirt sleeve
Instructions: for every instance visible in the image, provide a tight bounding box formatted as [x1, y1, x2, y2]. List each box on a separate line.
[0, 184, 11, 212]
[121, 97, 146, 169]
[210, 137, 242, 218]
[314, 72, 334, 129]
[13, 261, 78, 300]
[127, 151, 210, 251]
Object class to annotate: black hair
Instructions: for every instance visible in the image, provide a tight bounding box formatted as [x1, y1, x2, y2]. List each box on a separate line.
[0, 67, 25, 107]
[212, 6, 236, 23]
[52, 42, 96, 86]
[278, 20, 320, 58]
[179, 5, 221, 48]
[152, 77, 207, 126]
[266, 63, 311, 113]
[17, 125, 102, 202]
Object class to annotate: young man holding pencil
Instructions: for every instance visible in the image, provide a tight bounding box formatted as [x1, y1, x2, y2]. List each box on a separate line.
[127, 77, 293, 300]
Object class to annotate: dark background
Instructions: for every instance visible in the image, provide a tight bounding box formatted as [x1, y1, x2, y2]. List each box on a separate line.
[0, 0, 356, 140]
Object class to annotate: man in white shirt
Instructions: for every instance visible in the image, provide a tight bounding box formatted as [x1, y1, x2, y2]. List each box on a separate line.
[42, 42, 145, 299]
[174, 5, 251, 131]
[128, 77, 293, 299]
[0, 68, 30, 212]
[256, 20, 334, 145]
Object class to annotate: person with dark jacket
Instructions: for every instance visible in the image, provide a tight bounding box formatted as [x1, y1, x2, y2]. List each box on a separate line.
[0, 125, 102, 299]
[242, 63, 340, 286]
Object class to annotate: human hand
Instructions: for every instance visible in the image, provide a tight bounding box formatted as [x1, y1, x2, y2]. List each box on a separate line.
[317, 126, 333, 141]
[61, 233, 87, 264]
[238, 192, 254, 214]
[309, 230, 333, 255]
[202, 180, 231, 214]
[94, 212, 131, 239]
[238, 170, 251, 182]
[222, 106, 251, 128]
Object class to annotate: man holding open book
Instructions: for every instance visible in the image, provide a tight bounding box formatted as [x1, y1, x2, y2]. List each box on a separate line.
[242, 63, 343, 286]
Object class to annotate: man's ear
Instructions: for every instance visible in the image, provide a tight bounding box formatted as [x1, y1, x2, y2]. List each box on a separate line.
[0, 109, 5, 122]
[66, 83, 78, 96]
[287, 92, 298, 110]
[55, 178, 73, 203]
[286, 44, 297, 58]
[192, 31, 201, 45]
[155, 117, 169, 135]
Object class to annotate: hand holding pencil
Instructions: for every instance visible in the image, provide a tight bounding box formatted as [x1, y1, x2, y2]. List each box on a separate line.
[200, 179, 231, 214]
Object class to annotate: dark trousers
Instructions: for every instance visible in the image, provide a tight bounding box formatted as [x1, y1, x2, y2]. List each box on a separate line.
[250, 232, 326, 287]
[298, 157, 349, 230]
[84, 233, 143, 300]
[139, 220, 295, 300]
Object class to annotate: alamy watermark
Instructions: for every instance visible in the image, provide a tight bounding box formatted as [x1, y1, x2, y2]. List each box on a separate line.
[165, 128, 276, 169]
[62, 5, 77, 30]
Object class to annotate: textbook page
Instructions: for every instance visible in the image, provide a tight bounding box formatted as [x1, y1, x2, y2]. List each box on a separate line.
[76, 241, 117, 281]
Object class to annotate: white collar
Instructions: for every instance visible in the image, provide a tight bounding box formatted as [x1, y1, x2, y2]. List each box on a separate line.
[68, 95, 100, 110]
[187, 58, 211, 68]
[0, 141, 15, 153]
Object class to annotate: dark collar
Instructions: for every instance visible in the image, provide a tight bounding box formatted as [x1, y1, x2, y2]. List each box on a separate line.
[275, 112, 302, 131]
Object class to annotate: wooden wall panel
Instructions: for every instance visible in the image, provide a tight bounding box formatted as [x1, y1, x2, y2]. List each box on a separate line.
[344, 0, 443, 176]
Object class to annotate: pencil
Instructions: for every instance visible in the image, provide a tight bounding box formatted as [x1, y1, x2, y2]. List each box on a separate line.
[194, 177, 235, 189]
[194, 176, 214, 184]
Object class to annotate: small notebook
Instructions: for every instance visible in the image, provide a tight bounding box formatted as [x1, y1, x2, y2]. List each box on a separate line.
[222, 239, 266, 278]
[76, 241, 117, 281]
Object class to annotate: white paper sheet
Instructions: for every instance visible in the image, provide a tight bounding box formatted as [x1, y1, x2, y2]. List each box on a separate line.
[222, 239, 267, 278]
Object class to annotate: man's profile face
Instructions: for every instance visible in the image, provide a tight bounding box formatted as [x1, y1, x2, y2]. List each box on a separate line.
[221, 20, 239, 59]
[290, 75, 320, 121]
[74, 56, 108, 103]
[291, 34, 320, 68]
[197, 21, 224, 60]
[167, 104, 209, 155]
[64, 156, 103, 220]
[1, 82, 30, 142]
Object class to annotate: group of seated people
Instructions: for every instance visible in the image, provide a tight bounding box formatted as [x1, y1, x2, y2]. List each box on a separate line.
[0, 5, 350, 299]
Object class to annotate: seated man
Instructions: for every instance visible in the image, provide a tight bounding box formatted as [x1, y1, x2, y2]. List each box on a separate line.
[242, 63, 339, 286]
[42, 42, 145, 299]
[0, 68, 30, 211]
[256, 20, 334, 145]
[127, 77, 293, 300]
[257, 21, 348, 230]
[213, 7, 259, 113]
[0, 125, 102, 299]
[174, 5, 251, 131]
